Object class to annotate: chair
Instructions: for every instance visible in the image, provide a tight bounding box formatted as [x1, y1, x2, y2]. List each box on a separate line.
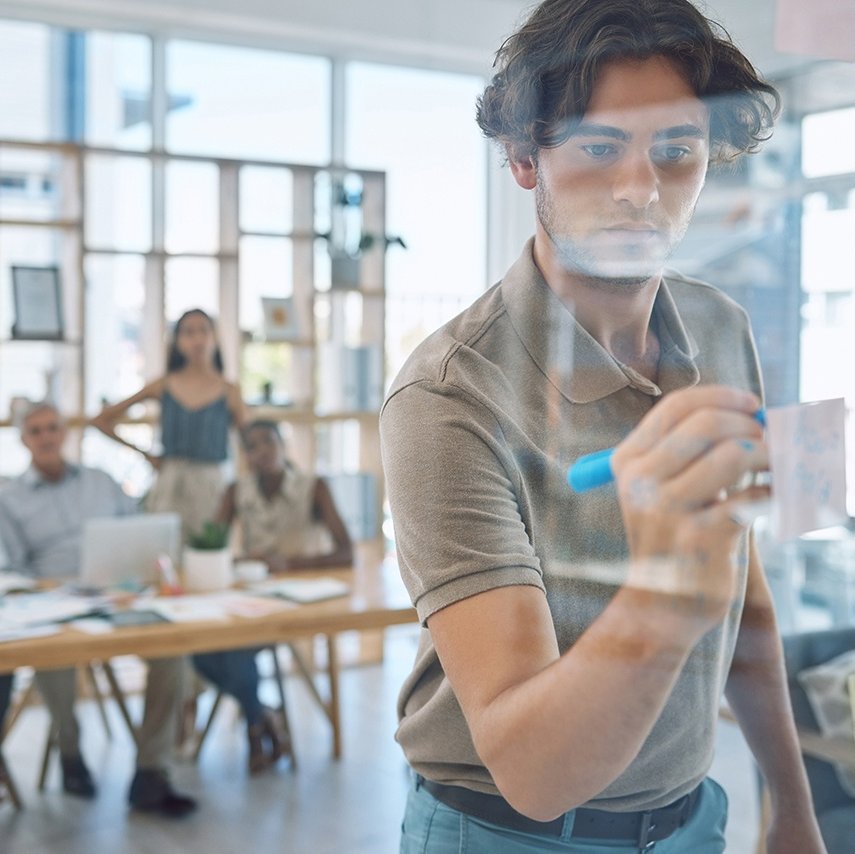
[193, 646, 297, 768]
[781, 628, 855, 854]
[3, 662, 139, 795]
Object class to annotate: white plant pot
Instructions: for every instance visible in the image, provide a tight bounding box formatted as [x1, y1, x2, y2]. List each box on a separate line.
[182, 547, 233, 592]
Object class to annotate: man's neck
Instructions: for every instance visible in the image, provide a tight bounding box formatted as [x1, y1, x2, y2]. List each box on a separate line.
[33, 459, 67, 483]
[532, 233, 662, 381]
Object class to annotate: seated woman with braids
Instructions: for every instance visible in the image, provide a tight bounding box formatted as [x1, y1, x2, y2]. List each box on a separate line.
[192, 419, 353, 773]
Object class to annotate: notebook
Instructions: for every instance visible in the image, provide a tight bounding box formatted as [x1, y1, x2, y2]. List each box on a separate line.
[250, 576, 351, 603]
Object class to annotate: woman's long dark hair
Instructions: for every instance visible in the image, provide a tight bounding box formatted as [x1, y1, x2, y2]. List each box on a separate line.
[166, 308, 225, 373]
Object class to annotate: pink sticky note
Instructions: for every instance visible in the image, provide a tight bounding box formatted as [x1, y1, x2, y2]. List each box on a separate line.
[776, 0, 855, 62]
[766, 398, 848, 541]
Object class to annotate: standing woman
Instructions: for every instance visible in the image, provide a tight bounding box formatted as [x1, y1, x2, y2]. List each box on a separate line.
[90, 308, 247, 541]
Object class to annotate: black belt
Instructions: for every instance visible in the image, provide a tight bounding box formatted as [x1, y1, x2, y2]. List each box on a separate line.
[418, 776, 701, 849]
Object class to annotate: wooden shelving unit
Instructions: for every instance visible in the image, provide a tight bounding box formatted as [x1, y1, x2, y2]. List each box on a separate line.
[0, 137, 387, 551]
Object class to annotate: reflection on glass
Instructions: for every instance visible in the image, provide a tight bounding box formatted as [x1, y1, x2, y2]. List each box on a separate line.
[240, 166, 293, 234]
[164, 256, 219, 323]
[165, 160, 219, 254]
[0, 20, 55, 141]
[239, 236, 293, 333]
[85, 154, 151, 251]
[84, 254, 146, 411]
[85, 31, 152, 151]
[166, 41, 330, 163]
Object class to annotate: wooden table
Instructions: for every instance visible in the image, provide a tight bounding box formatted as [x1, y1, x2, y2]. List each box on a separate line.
[0, 558, 417, 764]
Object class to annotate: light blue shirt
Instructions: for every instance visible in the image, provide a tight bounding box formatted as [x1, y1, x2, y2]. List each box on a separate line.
[0, 464, 138, 580]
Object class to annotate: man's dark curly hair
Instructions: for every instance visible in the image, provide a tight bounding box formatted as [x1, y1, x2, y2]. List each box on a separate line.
[476, 0, 780, 164]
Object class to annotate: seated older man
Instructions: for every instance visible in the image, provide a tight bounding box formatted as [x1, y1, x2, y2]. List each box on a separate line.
[0, 402, 196, 817]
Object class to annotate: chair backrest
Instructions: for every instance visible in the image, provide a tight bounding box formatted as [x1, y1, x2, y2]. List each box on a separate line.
[782, 628, 855, 814]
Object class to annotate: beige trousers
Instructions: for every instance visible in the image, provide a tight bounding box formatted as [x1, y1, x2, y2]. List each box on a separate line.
[35, 656, 184, 770]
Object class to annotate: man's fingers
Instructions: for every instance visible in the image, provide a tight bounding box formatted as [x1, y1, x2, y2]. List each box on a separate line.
[623, 409, 766, 496]
[615, 385, 761, 462]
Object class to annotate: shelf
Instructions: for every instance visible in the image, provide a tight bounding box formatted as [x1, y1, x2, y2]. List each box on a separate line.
[0, 338, 82, 346]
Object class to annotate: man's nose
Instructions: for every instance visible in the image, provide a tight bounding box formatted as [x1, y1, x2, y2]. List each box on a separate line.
[612, 154, 659, 209]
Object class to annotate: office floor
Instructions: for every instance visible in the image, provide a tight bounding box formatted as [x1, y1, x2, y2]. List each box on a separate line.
[1, 625, 762, 854]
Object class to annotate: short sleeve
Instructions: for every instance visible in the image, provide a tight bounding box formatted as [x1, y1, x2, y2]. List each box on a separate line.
[381, 380, 544, 624]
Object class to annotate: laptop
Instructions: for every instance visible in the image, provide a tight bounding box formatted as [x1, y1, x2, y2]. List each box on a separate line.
[80, 513, 182, 588]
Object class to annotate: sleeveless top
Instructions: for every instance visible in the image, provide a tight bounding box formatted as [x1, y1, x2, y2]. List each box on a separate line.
[235, 465, 334, 558]
[161, 389, 230, 462]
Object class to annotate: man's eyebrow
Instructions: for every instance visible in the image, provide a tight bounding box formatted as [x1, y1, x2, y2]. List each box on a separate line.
[569, 123, 707, 142]
[654, 124, 707, 141]
[570, 123, 629, 141]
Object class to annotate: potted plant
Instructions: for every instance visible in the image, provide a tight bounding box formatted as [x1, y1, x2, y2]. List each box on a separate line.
[182, 521, 233, 592]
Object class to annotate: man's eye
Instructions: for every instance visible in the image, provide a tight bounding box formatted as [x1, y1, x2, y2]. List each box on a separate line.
[653, 145, 692, 164]
[581, 143, 616, 159]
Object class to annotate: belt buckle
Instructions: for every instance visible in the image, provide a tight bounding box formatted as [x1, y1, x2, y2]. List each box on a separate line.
[637, 810, 657, 850]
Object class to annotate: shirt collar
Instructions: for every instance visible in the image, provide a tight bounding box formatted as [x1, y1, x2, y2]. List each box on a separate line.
[501, 238, 700, 404]
[22, 462, 81, 488]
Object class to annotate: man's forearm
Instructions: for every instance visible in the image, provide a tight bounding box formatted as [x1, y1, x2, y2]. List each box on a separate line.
[725, 605, 814, 813]
[466, 586, 695, 819]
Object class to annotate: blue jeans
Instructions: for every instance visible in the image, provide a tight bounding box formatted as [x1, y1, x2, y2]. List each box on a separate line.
[193, 649, 263, 726]
[400, 775, 728, 853]
[0, 672, 11, 725]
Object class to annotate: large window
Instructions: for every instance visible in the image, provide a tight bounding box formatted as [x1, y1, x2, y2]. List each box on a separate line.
[799, 108, 855, 514]
[165, 41, 331, 164]
[0, 20, 487, 496]
[346, 62, 487, 380]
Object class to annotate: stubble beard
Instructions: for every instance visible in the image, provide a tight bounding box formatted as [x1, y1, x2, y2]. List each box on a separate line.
[535, 183, 680, 295]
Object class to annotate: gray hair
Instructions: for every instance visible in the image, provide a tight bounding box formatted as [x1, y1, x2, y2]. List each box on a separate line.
[12, 399, 61, 431]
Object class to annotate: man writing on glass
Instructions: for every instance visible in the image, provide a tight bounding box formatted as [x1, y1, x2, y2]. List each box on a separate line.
[381, 0, 825, 850]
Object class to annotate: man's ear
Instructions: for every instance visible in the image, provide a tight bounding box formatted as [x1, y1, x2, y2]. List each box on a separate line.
[508, 147, 537, 190]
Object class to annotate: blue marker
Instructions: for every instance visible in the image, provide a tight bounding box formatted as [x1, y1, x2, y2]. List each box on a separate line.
[567, 408, 766, 493]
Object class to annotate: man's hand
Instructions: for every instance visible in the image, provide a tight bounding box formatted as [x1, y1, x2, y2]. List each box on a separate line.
[766, 809, 827, 854]
[611, 385, 769, 644]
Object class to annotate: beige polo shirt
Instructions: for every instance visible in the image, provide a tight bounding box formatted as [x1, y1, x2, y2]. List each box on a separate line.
[380, 239, 763, 812]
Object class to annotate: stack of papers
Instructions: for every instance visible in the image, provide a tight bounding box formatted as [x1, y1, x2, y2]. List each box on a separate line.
[0, 591, 106, 643]
[0, 572, 37, 595]
[133, 592, 294, 623]
[249, 576, 351, 603]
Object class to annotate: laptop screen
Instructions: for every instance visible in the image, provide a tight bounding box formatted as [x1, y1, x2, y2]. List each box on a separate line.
[80, 513, 182, 588]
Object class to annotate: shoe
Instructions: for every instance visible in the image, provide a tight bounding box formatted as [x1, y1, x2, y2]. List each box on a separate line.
[128, 768, 197, 818]
[247, 707, 292, 775]
[61, 755, 96, 799]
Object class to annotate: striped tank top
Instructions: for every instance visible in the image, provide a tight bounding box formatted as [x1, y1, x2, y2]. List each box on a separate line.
[161, 389, 230, 462]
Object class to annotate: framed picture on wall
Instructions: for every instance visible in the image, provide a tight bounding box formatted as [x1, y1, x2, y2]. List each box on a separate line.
[261, 296, 300, 341]
[11, 265, 64, 340]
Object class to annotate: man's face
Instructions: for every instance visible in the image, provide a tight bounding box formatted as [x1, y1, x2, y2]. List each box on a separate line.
[522, 55, 710, 288]
[21, 407, 66, 470]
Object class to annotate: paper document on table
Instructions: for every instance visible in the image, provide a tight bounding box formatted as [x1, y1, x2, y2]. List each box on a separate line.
[0, 624, 61, 644]
[135, 595, 232, 623]
[765, 398, 848, 542]
[0, 592, 105, 627]
[250, 577, 351, 603]
[136, 592, 294, 622]
[0, 573, 37, 595]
